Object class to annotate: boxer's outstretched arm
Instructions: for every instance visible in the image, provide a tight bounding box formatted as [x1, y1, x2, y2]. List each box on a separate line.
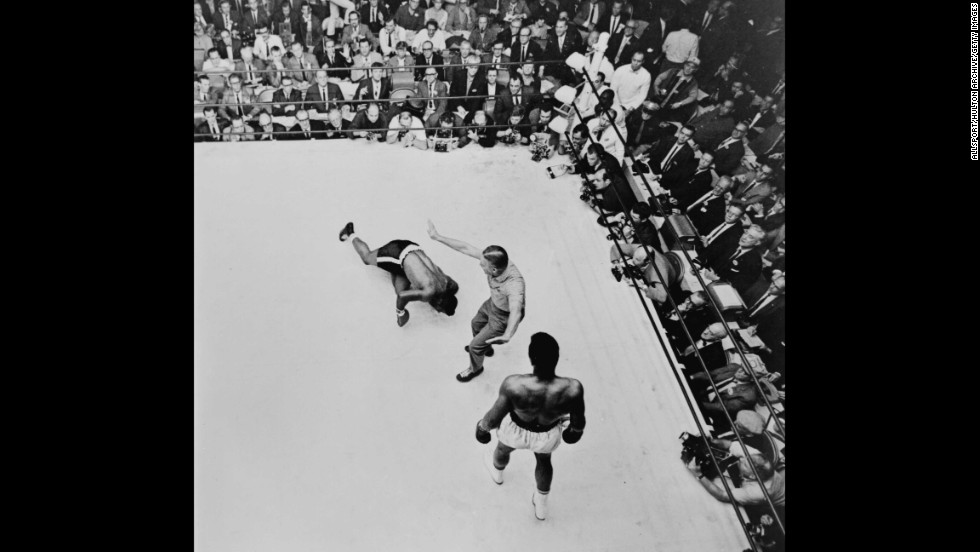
[562, 381, 586, 444]
[427, 220, 483, 259]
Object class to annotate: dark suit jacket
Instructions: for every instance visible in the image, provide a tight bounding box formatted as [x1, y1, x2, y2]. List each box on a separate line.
[701, 223, 743, 266]
[271, 88, 304, 116]
[711, 247, 763, 295]
[680, 341, 728, 373]
[665, 165, 713, 211]
[648, 139, 695, 175]
[572, 1, 606, 28]
[414, 53, 445, 81]
[354, 78, 392, 107]
[686, 192, 726, 235]
[323, 118, 353, 139]
[448, 72, 488, 114]
[493, 86, 540, 122]
[234, 58, 267, 84]
[359, 4, 391, 33]
[313, 39, 352, 73]
[252, 122, 288, 140]
[303, 82, 345, 113]
[197, 1, 218, 22]
[212, 12, 242, 34]
[272, 10, 301, 36]
[625, 110, 670, 149]
[215, 39, 243, 60]
[596, 11, 628, 35]
[459, 112, 497, 148]
[711, 137, 745, 176]
[240, 7, 270, 35]
[529, 1, 559, 26]
[605, 32, 642, 66]
[287, 120, 328, 140]
[510, 40, 544, 64]
[195, 120, 228, 142]
[296, 15, 323, 47]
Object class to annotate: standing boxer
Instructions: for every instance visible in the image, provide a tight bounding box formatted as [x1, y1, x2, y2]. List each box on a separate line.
[427, 220, 525, 382]
[474, 332, 586, 520]
[339, 222, 459, 326]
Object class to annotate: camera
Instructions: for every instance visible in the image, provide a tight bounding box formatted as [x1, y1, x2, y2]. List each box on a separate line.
[499, 132, 519, 145]
[679, 432, 743, 486]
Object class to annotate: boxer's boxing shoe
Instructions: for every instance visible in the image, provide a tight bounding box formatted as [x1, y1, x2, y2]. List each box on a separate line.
[396, 309, 410, 327]
[464, 345, 494, 357]
[532, 491, 548, 520]
[483, 448, 504, 485]
[338, 221, 355, 241]
[456, 367, 484, 382]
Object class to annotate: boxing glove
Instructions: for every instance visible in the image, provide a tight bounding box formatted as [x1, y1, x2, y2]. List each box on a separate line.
[562, 427, 583, 444]
[475, 420, 492, 444]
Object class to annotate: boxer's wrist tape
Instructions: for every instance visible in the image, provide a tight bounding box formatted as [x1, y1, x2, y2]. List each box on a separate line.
[396, 309, 406, 315]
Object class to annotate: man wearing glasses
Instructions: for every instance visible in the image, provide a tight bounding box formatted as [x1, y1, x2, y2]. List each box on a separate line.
[411, 19, 449, 54]
[512, 25, 543, 65]
[416, 67, 449, 129]
[606, 19, 641, 67]
[480, 40, 510, 72]
[413, 40, 445, 81]
[252, 24, 284, 61]
[468, 14, 498, 53]
[218, 75, 259, 122]
[350, 37, 384, 82]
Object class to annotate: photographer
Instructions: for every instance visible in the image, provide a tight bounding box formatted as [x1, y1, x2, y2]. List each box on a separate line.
[428, 112, 462, 152]
[496, 105, 532, 145]
[685, 452, 785, 508]
[350, 102, 390, 141]
[386, 110, 430, 149]
[608, 202, 661, 278]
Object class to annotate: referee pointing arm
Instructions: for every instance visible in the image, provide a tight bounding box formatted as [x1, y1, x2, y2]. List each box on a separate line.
[428, 220, 526, 382]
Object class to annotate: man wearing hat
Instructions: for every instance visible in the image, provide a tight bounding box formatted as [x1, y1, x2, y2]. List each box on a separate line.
[650, 59, 701, 123]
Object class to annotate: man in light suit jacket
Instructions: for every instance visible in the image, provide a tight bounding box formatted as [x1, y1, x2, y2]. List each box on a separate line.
[730, 164, 775, 207]
[194, 75, 222, 119]
[219, 75, 260, 120]
[340, 11, 379, 50]
[304, 70, 346, 115]
[285, 41, 321, 83]
[234, 47, 268, 86]
[703, 225, 765, 296]
[447, 0, 478, 37]
[468, 14, 498, 53]
[213, 1, 242, 35]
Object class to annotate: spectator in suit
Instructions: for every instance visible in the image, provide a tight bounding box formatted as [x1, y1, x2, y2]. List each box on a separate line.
[730, 163, 775, 207]
[323, 107, 353, 138]
[481, 40, 511, 72]
[415, 66, 449, 128]
[448, 54, 487, 116]
[394, 0, 426, 32]
[213, 1, 242, 35]
[350, 102, 390, 140]
[650, 59, 700, 123]
[661, 291, 714, 350]
[414, 40, 446, 80]
[263, 46, 289, 87]
[194, 22, 214, 71]
[542, 18, 583, 84]
[195, 2, 212, 29]
[717, 80, 753, 122]
[495, 17, 524, 52]
[696, 0, 739, 76]
[624, 101, 670, 156]
[194, 75, 222, 119]
[235, 46, 268, 87]
[351, 37, 385, 81]
[749, 114, 785, 162]
[285, 41, 320, 84]
[646, 124, 695, 175]
[659, 151, 715, 214]
[511, 25, 544, 65]
[354, 63, 391, 110]
[698, 55, 743, 106]
[222, 115, 257, 141]
[240, 0, 270, 37]
[288, 108, 328, 139]
[203, 48, 236, 81]
[253, 111, 287, 140]
[340, 10, 379, 51]
[425, 0, 450, 29]
[379, 18, 409, 56]
[743, 94, 778, 138]
[481, 67, 503, 114]
[587, 159, 638, 224]
[216, 29, 243, 60]
[304, 69, 345, 115]
[606, 19, 641, 67]
[679, 322, 731, 373]
[685, 175, 734, 233]
[494, 75, 539, 123]
[272, 1, 301, 38]
[387, 40, 417, 73]
[742, 273, 785, 325]
[447, 0, 478, 39]
[297, 2, 323, 47]
[573, 0, 605, 33]
[702, 224, 765, 295]
[493, 104, 530, 145]
[458, 109, 497, 148]
[219, 74, 260, 121]
[527, 14, 551, 40]
[315, 37, 352, 79]
[442, 40, 475, 84]
[499, 0, 532, 24]
[699, 202, 747, 267]
[387, 110, 430, 149]
[596, 0, 627, 35]
[195, 106, 227, 142]
[609, 201, 661, 271]
[529, 0, 558, 26]
[688, 98, 735, 151]
[412, 20, 450, 53]
[709, 121, 747, 176]
[360, 0, 390, 34]
[468, 14, 498, 53]
[252, 25, 285, 60]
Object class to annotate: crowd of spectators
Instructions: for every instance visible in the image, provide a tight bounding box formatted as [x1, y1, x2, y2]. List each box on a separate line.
[194, 0, 786, 543]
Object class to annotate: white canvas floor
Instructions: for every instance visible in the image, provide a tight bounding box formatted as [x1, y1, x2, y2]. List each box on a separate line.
[194, 140, 748, 552]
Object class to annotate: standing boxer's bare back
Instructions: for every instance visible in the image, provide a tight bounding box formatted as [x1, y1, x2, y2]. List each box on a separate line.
[339, 222, 459, 326]
[475, 332, 586, 520]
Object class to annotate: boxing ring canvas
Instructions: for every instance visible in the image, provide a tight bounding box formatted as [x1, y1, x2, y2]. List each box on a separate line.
[194, 140, 748, 551]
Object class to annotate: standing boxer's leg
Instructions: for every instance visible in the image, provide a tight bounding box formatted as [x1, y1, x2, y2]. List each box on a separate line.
[532, 452, 553, 520]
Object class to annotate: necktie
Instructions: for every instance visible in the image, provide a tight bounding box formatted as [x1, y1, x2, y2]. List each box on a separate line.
[522, 44, 527, 61]
[429, 83, 435, 110]
[461, 10, 467, 28]
[702, 13, 712, 33]
[729, 248, 745, 262]
[246, 63, 253, 82]
[765, 131, 785, 154]
[371, 8, 376, 24]
[749, 293, 772, 316]
[252, 10, 257, 23]
[211, 124, 219, 139]
[236, 93, 244, 116]
[321, 86, 328, 107]
[611, 16, 618, 33]
[706, 223, 728, 244]
[587, 4, 595, 26]
[515, 93, 521, 106]
[225, 15, 231, 29]
[374, 82, 380, 99]
[661, 143, 679, 170]
[388, 31, 393, 48]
